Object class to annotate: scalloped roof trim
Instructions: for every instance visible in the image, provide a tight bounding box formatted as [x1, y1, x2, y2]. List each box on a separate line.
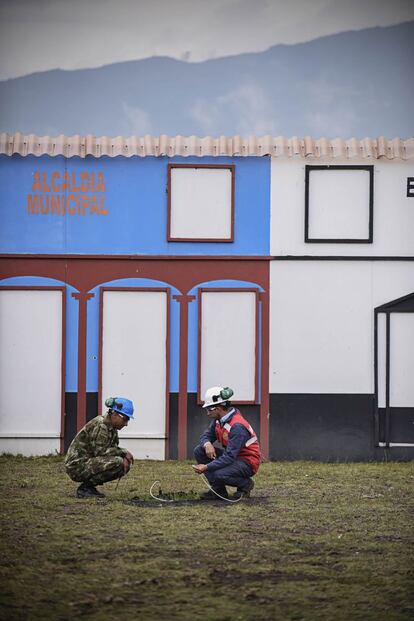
[0, 133, 413, 160]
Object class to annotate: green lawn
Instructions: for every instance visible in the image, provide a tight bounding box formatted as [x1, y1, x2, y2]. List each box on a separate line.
[0, 456, 413, 621]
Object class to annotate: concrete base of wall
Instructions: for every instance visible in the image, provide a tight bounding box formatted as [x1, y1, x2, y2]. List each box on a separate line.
[269, 394, 414, 461]
[58, 392, 414, 461]
[0, 438, 60, 456]
[116, 437, 167, 460]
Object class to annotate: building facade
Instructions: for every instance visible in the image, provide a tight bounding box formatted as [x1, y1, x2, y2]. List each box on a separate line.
[0, 134, 413, 460]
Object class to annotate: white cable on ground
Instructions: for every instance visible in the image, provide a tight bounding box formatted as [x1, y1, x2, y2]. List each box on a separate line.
[149, 480, 175, 503]
[148, 476, 244, 503]
[200, 474, 244, 503]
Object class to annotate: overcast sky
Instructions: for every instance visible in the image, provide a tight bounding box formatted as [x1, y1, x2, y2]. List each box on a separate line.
[1, 0, 413, 80]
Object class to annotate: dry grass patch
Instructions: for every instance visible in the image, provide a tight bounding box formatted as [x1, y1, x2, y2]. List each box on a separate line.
[0, 456, 413, 620]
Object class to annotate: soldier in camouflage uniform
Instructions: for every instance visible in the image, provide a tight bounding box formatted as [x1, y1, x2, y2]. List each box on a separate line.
[65, 397, 135, 498]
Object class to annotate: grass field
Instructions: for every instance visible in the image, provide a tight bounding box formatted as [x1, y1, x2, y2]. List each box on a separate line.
[0, 456, 413, 621]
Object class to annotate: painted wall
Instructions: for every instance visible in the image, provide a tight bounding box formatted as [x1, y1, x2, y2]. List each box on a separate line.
[271, 158, 414, 256]
[268, 259, 414, 460]
[269, 156, 414, 459]
[1, 151, 413, 460]
[269, 261, 414, 394]
[0, 258, 269, 458]
[0, 154, 270, 255]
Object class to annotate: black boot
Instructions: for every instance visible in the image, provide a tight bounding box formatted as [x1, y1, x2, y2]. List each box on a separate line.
[76, 482, 105, 498]
[200, 487, 229, 500]
[232, 478, 254, 499]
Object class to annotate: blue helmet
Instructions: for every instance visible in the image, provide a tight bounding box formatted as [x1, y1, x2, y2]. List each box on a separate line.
[105, 397, 134, 419]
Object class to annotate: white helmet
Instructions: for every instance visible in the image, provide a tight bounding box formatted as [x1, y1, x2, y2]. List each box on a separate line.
[202, 386, 234, 408]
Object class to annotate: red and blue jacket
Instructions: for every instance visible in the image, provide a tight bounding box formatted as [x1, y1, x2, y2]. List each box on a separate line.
[200, 408, 261, 474]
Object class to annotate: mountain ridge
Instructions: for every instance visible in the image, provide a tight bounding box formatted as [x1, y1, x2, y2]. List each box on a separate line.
[2, 20, 413, 81]
[1, 21, 413, 138]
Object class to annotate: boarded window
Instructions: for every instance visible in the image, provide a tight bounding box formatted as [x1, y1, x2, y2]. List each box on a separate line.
[305, 166, 373, 242]
[168, 165, 234, 241]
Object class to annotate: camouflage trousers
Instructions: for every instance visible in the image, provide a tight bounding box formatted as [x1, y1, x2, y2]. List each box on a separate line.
[65, 455, 125, 486]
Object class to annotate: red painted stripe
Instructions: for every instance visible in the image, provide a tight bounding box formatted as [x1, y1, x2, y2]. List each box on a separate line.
[72, 292, 94, 432]
[173, 294, 195, 459]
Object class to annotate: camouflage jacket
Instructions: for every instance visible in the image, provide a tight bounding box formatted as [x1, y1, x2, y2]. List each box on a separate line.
[65, 413, 127, 469]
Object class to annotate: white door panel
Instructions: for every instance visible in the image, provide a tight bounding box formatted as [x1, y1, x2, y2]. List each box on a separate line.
[390, 314, 414, 407]
[200, 291, 257, 401]
[101, 290, 168, 457]
[0, 289, 63, 453]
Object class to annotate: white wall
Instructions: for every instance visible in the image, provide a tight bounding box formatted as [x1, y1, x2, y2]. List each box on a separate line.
[270, 261, 414, 393]
[0, 289, 63, 455]
[271, 158, 414, 256]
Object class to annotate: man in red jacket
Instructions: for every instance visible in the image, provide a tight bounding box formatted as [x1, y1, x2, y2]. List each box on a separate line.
[192, 386, 261, 500]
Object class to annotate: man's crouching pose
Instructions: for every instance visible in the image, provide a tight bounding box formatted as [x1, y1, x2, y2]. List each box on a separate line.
[65, 397, 135, 498]
[192, 386, 261, 500]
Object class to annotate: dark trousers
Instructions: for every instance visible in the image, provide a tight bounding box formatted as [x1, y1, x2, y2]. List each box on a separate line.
[194, 444, 253, 490]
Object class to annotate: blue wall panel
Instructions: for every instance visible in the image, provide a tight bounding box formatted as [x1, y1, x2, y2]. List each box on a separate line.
[0, 154, 270, 255]
[0, 156, 67, 252]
